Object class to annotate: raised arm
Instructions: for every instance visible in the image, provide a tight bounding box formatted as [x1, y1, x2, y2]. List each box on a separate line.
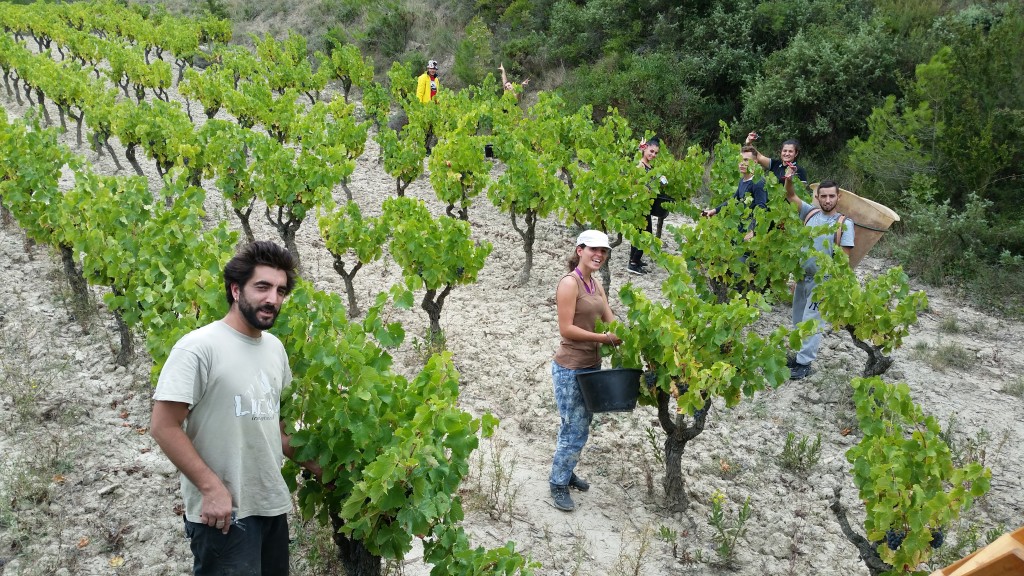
[783, 165, 801, 206]
[499, 63, 509, 87]
[744, 132, 771, 170]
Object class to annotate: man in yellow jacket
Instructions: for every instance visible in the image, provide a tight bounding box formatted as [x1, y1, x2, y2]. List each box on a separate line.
[417, 60, 440, 103]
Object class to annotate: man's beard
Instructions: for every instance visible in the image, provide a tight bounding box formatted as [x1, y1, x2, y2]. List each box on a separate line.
[238, 292, 279, 331]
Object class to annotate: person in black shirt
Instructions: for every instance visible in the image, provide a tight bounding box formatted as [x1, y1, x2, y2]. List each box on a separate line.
[701, 145, 767, 240]
[744, 132, 807, 186]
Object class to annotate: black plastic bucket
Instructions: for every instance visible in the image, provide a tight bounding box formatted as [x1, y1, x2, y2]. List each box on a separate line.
[576, 368, 643, 413]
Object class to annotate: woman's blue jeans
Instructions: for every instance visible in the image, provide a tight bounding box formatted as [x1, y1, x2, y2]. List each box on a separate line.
[549, 361, 599, 486]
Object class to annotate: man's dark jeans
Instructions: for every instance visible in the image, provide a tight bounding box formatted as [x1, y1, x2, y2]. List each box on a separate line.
[184, 514, 289, 575]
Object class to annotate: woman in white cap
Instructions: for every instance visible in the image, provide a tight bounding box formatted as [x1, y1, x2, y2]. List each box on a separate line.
[548, 229, 621, 511]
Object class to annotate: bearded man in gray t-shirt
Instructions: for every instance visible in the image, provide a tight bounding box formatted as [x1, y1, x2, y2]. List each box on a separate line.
[783, 174, 855, 381]
[151, 241, 318, 575]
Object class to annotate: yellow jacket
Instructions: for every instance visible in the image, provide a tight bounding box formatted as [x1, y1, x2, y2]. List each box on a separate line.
[417, 72, 440, 103]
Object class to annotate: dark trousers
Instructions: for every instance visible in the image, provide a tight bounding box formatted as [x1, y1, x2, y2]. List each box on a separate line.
[629, 212, 654, 264]
[185, 514, 289, 576]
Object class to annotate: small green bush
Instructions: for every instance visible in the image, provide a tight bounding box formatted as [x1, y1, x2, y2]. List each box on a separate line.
[1002, 376, 1024, 398]
[453, 17, 493, 88]
[364, 0, 413, 58]
[779, 432, 822, 473]
[931, 342, 973, 371]
[887, 176, 1024, 317]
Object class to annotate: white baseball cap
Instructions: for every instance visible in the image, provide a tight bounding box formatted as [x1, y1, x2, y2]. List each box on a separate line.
[576, 229, 610, 249]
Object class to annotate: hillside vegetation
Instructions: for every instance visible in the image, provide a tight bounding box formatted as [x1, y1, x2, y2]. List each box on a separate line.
[156, 0, 1024, 315]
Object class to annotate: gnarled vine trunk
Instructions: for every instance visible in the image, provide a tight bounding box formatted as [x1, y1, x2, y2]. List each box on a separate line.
[59, 244, 89, 305]
[828, 487, 889, 576]
[509, 208, 537, 287]
[111, 289, 133, 367]
[124, 145, 146, 177]
[332, 256, 363, 318]
[330, 512, 382, 576]
[265, 205, 303, 272]
[422, 285, 453, 345]
[656, 389, 709, 512]
[845, 325, 894, 376]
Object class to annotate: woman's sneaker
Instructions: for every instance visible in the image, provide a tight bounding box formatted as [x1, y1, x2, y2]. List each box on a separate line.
[568, 473, 590, 492]
[789, 363, 812, 380]
[627, 261, 648, 275]
[550, 484, 575, 511]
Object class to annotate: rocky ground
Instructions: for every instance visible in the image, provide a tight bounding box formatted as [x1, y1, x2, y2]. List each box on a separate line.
[1, 59, 1022, 576]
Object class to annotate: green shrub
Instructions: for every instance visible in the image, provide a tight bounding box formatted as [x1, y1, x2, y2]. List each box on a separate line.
[364, 0, 413, 58]
[741, 21, 900, 153]
[886, 175, 1024, 316]
[1002, 376, 1024, 398]
[319, 0, 363, 27]
[453, 17, 493, 88]
[930, 342, 974, 371]
[779, 432, 822, 473]
[560, 51, 706, 147]
[891, 176, 992, 285]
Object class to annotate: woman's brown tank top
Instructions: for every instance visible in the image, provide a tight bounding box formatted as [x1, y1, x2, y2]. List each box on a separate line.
[553, 272, 606, 369]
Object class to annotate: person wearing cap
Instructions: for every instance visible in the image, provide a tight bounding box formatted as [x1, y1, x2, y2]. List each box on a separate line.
[548, 230, 622, 512]
[417, 60, 441, 104]
[744, 131, 808, 186]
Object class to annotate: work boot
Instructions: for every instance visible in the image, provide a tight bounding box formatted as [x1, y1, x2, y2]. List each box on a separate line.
[550, 483, 575, 511]
[789, 363, 812, 380]
[568, 473, 590, 492]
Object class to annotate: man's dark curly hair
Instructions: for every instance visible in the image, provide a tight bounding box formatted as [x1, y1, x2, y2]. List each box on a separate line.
[223, 241, 297, 305]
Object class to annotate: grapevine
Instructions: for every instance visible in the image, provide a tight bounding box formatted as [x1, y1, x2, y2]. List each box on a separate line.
[318, 201, 389, 317]
[843, 377, 991, 574]
[384, 197, 493, 344]
[815, 257, 929, 376]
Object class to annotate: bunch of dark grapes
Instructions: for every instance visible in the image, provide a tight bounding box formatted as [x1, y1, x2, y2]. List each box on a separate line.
[885, 529, 906, 550]
[644, 372, 657, 387]
[693, 405, 708, 421]
[930, 528, 945, 549]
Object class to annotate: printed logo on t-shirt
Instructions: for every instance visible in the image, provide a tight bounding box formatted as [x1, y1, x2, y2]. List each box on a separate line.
[233, 369, 280, 421]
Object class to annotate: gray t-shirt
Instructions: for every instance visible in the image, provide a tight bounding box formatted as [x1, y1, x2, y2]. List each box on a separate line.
[798, 200, 855, 275]
[154, 320, 292, 522]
